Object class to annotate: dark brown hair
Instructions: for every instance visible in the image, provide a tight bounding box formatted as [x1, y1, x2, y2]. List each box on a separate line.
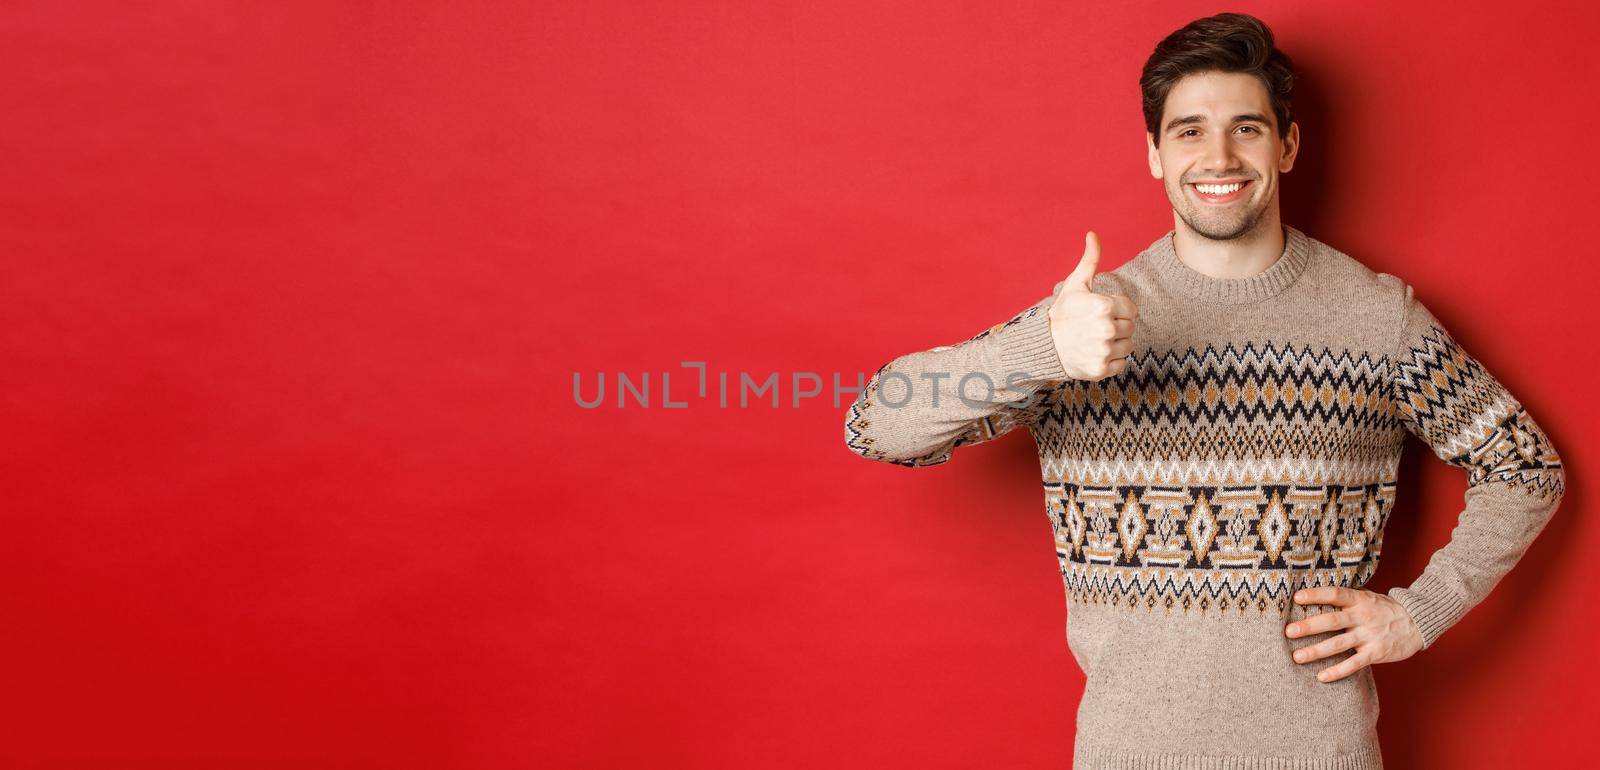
[1140, 13, 1295, 147]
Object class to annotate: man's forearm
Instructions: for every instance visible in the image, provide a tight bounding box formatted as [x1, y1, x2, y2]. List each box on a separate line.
[843, 296, 1069, 466]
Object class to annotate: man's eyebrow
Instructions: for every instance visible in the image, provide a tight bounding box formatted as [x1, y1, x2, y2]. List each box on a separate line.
[1163, 113, 1273, 133]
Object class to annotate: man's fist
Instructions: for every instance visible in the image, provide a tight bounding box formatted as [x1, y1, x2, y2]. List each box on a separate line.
[1047, 231, 1139, 381]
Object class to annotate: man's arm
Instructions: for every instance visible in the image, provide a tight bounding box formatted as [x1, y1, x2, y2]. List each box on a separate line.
[1384, 283, 1566, 650]
[843, 295, 1069, 467]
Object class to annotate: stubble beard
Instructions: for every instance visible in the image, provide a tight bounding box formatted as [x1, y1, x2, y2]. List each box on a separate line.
[1171, 179, 1270, 242]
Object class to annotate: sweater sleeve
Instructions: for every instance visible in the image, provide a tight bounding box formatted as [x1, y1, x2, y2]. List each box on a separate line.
[1383, 284, 1566, 650]
[843, 294, 1070, 467]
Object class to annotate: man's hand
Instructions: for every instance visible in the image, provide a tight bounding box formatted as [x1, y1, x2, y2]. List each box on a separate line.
[1048, 231, 1139, 381]
[1285, 586, 1424, 682]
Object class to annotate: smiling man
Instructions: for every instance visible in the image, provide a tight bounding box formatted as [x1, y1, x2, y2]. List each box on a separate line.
[843, 12, 1565, 769]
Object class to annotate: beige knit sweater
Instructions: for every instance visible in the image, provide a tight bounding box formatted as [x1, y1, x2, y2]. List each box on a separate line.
[843, 224, 1565, 769]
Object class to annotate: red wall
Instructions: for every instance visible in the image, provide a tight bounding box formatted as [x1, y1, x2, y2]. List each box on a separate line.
[5, 2, 1596, 768]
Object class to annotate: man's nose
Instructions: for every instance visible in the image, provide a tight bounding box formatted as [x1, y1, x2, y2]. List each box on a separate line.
[1201, 135, 1240, 171]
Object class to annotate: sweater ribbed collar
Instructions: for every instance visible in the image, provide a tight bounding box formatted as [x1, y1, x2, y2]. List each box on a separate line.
[1144, 224, 1312, 305]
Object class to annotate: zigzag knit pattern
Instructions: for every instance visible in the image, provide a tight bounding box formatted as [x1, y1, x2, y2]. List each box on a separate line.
[1392, 323, 1564, 499]
[1034, 340, 1403, 616]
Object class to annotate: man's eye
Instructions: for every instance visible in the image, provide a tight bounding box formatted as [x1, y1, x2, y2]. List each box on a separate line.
[1181, 129, 1198, 137]
[1238, 126, 1260, 135]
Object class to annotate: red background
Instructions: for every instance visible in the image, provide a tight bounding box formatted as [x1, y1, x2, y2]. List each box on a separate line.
[5, 2, 1597, 768]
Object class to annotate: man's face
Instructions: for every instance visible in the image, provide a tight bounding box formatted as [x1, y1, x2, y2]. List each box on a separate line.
[1146, 70, 1299, 241]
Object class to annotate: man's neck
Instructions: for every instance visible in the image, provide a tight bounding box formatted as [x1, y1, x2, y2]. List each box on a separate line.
[1170, 215, 1286, 280]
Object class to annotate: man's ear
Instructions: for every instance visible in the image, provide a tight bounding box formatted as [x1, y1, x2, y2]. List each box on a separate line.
[1147, 132, 1163, 179]
[1279, 121, 1300, 174]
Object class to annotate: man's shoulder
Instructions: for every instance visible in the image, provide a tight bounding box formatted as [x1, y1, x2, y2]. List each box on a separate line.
[1302, 231, 1410, 305]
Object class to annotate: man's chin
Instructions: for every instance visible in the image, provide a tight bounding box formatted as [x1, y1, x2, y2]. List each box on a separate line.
[1178, 207, 1267, 242]
[1194, 223, 1251, 240]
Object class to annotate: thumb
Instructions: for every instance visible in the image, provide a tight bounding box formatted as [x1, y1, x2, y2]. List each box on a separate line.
[1060, 231, 1101, 293]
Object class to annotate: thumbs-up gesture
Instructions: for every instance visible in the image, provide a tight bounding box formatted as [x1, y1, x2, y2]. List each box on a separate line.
[1047, 231, 1139, 381]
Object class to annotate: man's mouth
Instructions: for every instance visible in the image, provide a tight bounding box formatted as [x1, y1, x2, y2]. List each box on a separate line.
[1188, 179, 1252, 204]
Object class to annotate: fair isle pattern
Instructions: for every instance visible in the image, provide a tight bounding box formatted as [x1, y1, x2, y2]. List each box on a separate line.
[1048, 482, 1395, 615]
[843, 303, 1049, 467]
[1021, 340, 1401, 615]
[1038, 341, 1396, 433]
[1392, 322, 1564, 500]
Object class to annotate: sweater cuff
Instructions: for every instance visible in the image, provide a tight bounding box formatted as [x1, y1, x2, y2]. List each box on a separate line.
[1387, 571, 1467, 651]
[995, 306, 1069, 383]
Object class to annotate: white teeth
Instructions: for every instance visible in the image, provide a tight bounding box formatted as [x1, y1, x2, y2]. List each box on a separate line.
[1194, 182, 1244, 195]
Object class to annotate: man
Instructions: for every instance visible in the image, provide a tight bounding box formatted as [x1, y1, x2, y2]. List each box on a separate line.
[842, 12, 1564, 768]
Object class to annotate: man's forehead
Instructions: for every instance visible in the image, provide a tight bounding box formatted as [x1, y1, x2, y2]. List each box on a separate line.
[1161, 73, 1273, 128]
